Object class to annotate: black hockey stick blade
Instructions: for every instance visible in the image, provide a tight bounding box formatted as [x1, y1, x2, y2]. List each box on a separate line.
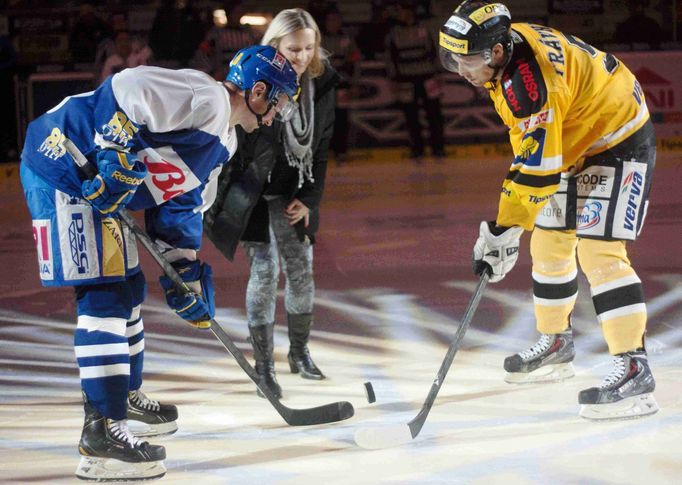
[354, 272, 489, 449]
[210, 323, 354, 426]
[65, 139, 355, 427]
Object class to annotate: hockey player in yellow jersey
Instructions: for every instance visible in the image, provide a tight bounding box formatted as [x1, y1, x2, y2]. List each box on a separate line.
[440, 0, 658, 420]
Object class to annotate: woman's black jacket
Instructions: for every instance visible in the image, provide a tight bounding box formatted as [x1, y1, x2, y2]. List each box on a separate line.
[204, 64, 339, 261]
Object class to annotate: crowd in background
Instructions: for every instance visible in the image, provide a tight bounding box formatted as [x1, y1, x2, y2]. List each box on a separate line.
[0, 0, 677, 162]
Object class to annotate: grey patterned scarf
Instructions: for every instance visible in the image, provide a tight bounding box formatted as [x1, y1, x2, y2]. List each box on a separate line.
[282, 73, 315, 188]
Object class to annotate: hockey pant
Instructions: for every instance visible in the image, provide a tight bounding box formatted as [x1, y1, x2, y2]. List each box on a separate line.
[74, 270, 147, 420]
[242, 197, 314, 327]
[531, 228, 646, 355]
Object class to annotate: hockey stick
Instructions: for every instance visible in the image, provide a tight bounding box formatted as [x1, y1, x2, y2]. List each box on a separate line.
[354, 271, 489, 449]
[64, 139, 354, 426]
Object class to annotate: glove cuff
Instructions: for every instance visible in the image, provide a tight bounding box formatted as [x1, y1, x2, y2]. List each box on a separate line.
[172, 258, 202, 282]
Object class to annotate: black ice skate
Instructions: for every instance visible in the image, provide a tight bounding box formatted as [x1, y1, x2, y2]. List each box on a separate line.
[579, 350, 659, 420]
[76, 401, 166, 481]
[127, 390, 178, 437]
[504, 329, 575, 384]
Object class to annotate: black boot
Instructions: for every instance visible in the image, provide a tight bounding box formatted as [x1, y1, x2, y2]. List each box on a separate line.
[248, 324, 282, 398]
[287, 313, 325, 380]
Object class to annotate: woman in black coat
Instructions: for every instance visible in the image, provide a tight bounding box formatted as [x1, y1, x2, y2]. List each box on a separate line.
[204, 8, 339, 398]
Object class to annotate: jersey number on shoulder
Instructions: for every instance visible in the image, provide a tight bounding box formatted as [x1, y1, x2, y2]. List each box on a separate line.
[563, 34, 619, 75]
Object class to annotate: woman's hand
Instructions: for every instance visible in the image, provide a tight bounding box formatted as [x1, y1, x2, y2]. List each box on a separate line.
[284, 198, 310, 227]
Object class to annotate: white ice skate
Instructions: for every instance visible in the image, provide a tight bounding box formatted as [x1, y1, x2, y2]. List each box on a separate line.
[579, 350, 659, 421]
[504, 330, 576, 384]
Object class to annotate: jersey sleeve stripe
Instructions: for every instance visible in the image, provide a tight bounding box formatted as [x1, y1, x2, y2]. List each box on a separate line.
[505, 170, 562, 188]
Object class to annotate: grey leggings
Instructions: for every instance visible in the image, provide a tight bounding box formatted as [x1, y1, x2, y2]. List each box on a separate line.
[242, 197, 314, 327]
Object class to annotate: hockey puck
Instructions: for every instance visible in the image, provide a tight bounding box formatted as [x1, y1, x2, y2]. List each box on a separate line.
[364, 381, 376, 403]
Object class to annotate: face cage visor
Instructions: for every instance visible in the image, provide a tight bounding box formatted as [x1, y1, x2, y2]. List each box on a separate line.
[260, 81, 299, 122]
[439, 46, 492, 74]
[270, 91, 298, 122]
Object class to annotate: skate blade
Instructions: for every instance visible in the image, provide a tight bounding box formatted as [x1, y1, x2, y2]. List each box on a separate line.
[128, 419, 178, 438]
[504, 363, 575, 384]
[76, 455, 166, 481]
[579, 393, 659, 421]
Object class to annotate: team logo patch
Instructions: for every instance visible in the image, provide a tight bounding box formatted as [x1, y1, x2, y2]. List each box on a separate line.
[32, 219, 54, 281]
[515, 128, 546, 166]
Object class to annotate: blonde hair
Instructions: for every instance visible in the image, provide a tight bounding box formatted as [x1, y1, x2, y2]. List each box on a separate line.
[261, 8, 327, 78]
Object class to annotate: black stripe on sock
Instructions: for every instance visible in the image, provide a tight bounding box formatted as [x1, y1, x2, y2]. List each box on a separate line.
[533, 277, 578, 300]
[593, 283, 645, 316]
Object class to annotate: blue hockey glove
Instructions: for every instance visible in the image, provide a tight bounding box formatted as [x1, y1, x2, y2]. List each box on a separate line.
[81, 149, 147, 215]
[159, 259, 215, 329]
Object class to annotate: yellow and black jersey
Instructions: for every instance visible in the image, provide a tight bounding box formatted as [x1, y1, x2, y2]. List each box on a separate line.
[488, 23, 649, 230]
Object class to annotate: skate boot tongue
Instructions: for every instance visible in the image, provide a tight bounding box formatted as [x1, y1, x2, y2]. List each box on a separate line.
[599, 355, 628, 389]
[129, 389, 160, 412]
[107, 418, 143, 447]
[519, 334, 552, 360]
[127, 389, 179, 437]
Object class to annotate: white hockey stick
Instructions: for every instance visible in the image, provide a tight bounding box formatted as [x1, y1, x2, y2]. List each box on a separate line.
[354, 272, 489, 449]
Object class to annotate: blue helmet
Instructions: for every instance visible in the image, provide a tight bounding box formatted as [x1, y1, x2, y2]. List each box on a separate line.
[226, 45, 299, 103]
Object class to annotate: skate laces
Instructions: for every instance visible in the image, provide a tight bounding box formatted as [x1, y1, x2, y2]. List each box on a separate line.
[600, 355, 627, 389]
[519, 334, 553, 360]
[130, 389, 160, 412]
[107, 419, 143, 447]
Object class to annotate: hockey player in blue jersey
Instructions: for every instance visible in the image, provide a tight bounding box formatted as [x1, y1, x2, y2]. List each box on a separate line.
[20, 45, 298, 481]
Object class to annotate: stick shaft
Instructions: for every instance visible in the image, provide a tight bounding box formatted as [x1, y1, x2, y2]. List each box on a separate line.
[64, 139, 353, 425]
[407, 272, 489, 438]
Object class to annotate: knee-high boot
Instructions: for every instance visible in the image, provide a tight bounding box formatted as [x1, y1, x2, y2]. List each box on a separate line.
[248, 324, 282, 398]
[287, 313, 325, 380]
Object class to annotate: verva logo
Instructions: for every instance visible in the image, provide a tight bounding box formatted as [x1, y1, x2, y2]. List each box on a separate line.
[622, 170, 644, 231]
[138, 146, 201, 204]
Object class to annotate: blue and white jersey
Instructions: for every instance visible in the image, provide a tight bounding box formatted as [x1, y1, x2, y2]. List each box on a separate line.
[21, 65, 238, 250]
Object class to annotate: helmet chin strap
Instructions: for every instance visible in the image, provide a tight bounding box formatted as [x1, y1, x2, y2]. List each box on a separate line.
[245, 89, 274, 127]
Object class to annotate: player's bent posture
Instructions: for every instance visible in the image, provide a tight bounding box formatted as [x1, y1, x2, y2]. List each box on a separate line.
[20, 45, 298, 481]
[439, 1, 658, 420]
